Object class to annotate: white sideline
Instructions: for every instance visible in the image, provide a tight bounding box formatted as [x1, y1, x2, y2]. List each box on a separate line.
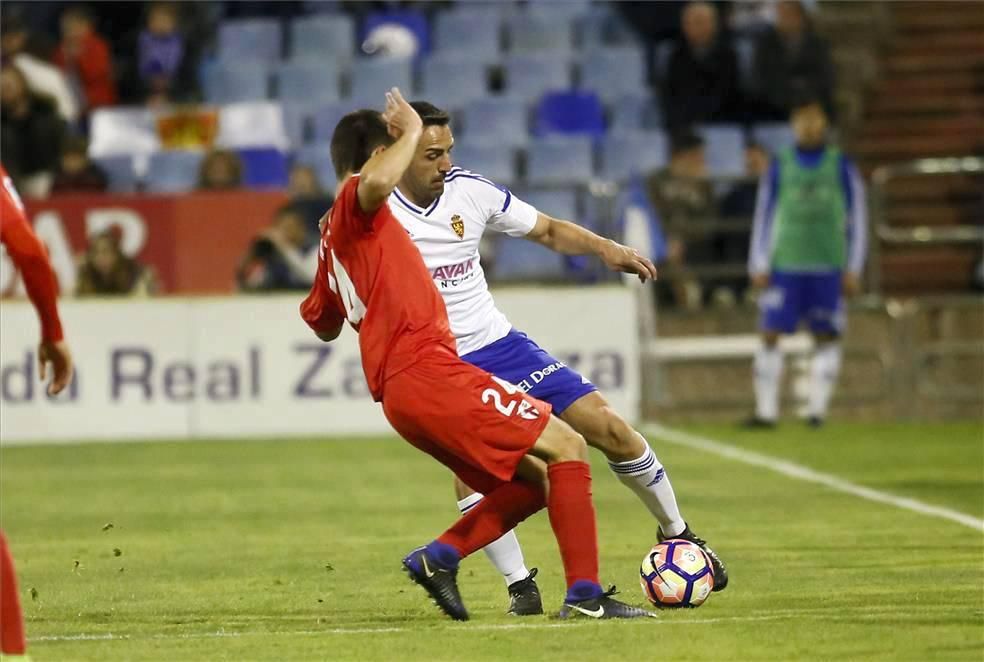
[646, 424, 984, 533]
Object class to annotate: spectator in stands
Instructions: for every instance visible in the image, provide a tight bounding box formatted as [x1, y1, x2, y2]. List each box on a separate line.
[0, 65, 66, 197]
[51, 135, 108, 194]
[76, 228, 158, 297]
[137, 2, 193, 106]
[236, 204, 316, 292]
[662, 1, 742, 131]
[747, 0, 834, 119]
[53, 5, 118, 114]
[198, 149, 243, 190]
[287, 164, 333, 241]
[645, 130, 716, 309]
[0, 13, 78, 123]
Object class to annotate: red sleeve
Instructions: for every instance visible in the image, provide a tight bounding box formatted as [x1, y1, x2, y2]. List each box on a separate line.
[1, 175, 64, 342]
[335, 175, 385, 234]
[299, 239, 345, 336]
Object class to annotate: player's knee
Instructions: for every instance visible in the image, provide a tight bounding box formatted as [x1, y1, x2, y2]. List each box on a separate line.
[583, 406, 642, 461]
[553, 429, 588, 463]
[453, 475, 476, 501]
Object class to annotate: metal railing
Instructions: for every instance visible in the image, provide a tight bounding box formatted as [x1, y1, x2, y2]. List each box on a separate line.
[868, 156, 984, 293]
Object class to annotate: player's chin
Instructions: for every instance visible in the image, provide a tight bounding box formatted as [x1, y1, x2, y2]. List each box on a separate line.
[430, 180, 446, 195]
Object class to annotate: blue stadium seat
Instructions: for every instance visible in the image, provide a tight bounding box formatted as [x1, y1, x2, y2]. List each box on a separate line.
[294, 144, 336, 188]
[579, 46, 646, 104]
[518, 188, 579, 221]
[238, 147, 290, 189]
[535, 91, 605, 138]
[526, 0, 592, 22]
[576, 4, 638, 49]
[752, 123, 796, 155]
[311, 101, 360, 144]
[507, 14, 573, 53]
[526, 135, 594, 186]
[492, 235, 567, 282]
[290, 14, 355, 61]
[450, 143, 516, 186]
[653, 39, 676, 82]
[348, 57, 413, 107]
[218, 19, 283, 63]
[93, 155, 138, 193]
[202, 63, 269, 104]
[600, 130, 669, 182]
[361, 10, 430, 57]
[504, 53, 572, 103]
[432, 10, 501, 62]
[144, 151, 205, 193]
[608, 93, 663, 131]
[699, 124, 746, 176]
[419, 54, 488, 111]
[462, 96, 529, 148]
[282, 103, 313, 147]
[275, 60, 341, 105]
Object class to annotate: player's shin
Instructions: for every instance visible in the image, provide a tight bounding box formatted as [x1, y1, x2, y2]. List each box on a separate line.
[754, 343, 784, 421]
[808, 342, 842, 419]
[457, 493, 530, 586]
[609, 443, 686, 538]
[546, 461, 602, 600]
[437, 481, 545, 560]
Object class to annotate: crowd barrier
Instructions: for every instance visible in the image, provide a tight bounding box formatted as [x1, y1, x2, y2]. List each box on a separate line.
[1, 191, 288, 296]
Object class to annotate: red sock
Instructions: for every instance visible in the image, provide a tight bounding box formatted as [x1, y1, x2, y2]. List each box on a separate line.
[547, 461, 600, 588]
[0, 532, 27, 655]
[438, 479, 546, 557]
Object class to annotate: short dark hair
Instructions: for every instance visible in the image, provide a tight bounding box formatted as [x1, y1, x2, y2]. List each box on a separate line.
[410, 101, 450, 127]
[789, 84, 823, 112]
[670, 129, 704, 156]
[329, 109, 394, 181]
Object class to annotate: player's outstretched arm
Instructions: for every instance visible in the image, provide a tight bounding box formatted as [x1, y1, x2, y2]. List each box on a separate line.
[1, 179, 74, 395]
[525, 212, 658, 282]
[357, 88, 423, 214]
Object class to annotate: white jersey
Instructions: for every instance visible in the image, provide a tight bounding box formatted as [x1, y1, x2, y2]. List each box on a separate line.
[388, 167, 539, 356]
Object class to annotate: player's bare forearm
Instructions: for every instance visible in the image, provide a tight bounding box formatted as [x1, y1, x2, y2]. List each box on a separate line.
[527, 214, 658, 282]
[358, 126, 422, 212]
[528, 215, 607, 256]
[358, 88, 423, 213]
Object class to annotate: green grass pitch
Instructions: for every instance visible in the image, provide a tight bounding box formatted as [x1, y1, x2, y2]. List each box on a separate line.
[2, 422, 981, 661]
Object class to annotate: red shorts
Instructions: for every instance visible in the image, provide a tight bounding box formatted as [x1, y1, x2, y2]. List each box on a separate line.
[381, 346, 552, 494]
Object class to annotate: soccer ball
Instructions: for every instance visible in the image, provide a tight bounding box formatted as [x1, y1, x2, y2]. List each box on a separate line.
[639, 540, 714, 607]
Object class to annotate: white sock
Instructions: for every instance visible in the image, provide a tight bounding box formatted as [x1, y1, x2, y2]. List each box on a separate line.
[609, 443, 686, 538]
[457, 493, 530, 586]
[808, 343, 842, 418]
[754, 344, 783, 421]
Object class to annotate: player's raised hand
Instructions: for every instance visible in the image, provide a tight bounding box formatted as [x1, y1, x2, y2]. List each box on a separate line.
[600, 240, 658, 283]
[382, 87, 422, 140]
[38, 340, 73, 396]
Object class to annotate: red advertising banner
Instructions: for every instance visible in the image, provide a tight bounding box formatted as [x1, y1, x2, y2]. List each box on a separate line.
[1, 190, 288, 295]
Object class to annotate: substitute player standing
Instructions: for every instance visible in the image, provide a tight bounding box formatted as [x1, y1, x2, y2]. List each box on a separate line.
[386, 101, 728, 614]
[1, 165, 74, 661]
[300, 89, 653, 621]
[746, 92, 867, 428]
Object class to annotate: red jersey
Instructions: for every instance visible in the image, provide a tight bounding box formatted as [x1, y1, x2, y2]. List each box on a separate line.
[0, 166, 64, 342]
[300, 175, 455, 401]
